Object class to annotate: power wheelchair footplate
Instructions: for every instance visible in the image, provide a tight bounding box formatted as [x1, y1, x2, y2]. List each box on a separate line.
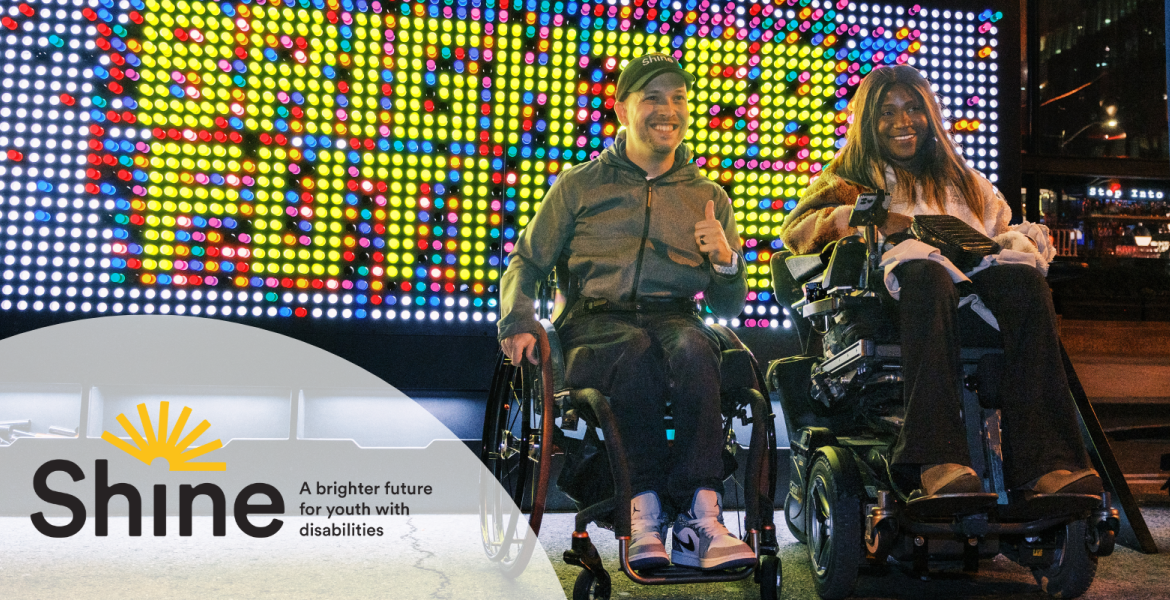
[903, 493, 999, 519]
[999, 493, 1104, 521]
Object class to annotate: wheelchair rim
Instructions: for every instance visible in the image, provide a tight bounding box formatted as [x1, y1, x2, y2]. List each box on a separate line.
[808, 472, 835, 578]
[479, 353, 549, 575]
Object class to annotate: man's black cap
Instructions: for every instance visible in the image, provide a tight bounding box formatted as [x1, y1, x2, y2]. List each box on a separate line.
[615, 53, 696, 101]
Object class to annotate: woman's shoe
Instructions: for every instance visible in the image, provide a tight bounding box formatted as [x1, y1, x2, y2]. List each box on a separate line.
[1024, 468, 1103, 495]
[919, 463, 982, 496]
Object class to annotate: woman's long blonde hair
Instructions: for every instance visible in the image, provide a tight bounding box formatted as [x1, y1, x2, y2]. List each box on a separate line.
[829, 65, 984, 220]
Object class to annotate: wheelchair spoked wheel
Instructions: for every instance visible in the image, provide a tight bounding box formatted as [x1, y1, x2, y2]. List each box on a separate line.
[480, 350, 553, 577]
[806, 454, 861, 600]
[1031, 519, 1097, 598]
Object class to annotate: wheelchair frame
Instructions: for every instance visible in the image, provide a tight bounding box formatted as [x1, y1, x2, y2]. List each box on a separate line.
[481, 264, 784, 600]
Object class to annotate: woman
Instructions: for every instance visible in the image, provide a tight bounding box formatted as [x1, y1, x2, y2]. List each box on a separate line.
[779, 65, 1100, 498]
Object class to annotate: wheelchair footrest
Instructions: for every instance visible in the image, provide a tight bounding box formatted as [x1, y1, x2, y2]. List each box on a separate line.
[632, 564, 743, 576]
[620, 562, 758, 585]
[903, 493, 999, 518]
[999, 492, 1103, 520]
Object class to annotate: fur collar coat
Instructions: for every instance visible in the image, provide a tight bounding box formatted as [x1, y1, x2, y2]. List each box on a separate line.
[779, 166, 1015, 255]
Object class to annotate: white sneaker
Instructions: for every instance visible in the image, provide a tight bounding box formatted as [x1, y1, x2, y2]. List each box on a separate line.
[628, 491, 669, 570]
[670, 489, 757, 570]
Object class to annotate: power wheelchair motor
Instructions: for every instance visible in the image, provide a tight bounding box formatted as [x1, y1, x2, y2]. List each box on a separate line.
[765, 192, 1120, 600]
[481, 266, 784, 600]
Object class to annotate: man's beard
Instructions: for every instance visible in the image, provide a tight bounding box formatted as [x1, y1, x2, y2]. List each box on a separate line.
[634, 120, 685, 156]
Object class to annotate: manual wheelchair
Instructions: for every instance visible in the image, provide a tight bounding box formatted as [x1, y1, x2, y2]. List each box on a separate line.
[766, 193, 1121, 600]
[480, 262, 783, 599]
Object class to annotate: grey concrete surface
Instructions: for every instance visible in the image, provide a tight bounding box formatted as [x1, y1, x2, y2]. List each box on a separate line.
[0, 515, 565, 599]
[540, 507, 1170, 599]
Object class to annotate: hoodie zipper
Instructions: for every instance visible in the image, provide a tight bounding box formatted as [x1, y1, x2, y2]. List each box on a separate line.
[629, 183, 653, 302]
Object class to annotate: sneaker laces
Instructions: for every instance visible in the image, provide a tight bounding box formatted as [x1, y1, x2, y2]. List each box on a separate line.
[632, 519, 665, 538]
[690, 514, 734, 539]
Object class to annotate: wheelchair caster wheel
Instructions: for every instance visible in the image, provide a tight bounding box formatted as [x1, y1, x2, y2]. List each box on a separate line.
[1031, 520, 1097, 598]
[1088, 526, 1116, 557]
[573, 569, 611, 600]
[865, 524, 894, 565]
[758, 555, 782, 600]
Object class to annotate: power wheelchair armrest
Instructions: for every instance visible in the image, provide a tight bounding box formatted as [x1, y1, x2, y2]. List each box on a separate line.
[785, 252, 830, 284]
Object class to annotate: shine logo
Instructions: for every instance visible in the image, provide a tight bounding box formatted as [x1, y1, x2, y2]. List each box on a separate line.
[32, 402, 285, 538]
[101, 402, 226, 472]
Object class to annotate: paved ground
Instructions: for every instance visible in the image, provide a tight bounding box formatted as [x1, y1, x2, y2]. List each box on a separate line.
[540, 506, 1170, 599]
[1070, 355, 1170, 404]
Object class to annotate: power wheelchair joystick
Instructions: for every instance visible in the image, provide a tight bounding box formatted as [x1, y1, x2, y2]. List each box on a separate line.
[846, 189, 890, 294]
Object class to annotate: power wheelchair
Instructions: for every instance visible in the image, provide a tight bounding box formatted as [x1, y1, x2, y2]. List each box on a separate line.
[766, 193, 1121, 600]
[480, 262, 782, 599]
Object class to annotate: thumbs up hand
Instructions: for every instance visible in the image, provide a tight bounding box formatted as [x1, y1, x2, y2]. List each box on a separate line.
[694, 199, 734, 267]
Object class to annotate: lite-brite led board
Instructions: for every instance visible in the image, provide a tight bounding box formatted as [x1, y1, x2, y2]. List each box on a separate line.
[0, 0, 1004, 330]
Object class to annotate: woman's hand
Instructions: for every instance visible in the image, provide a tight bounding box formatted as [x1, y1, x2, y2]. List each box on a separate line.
[878, 212, 914, 236]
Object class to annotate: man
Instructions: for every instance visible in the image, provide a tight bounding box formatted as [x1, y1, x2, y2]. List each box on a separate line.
[497, 53, 756, 571]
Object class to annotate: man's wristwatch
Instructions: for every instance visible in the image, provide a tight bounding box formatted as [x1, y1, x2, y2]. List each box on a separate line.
[713, 252, 739, 275]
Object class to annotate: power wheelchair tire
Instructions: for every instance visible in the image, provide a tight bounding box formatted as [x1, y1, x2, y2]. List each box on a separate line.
[479, 351, 553, 577]
[806, 454, 861, 600]
[1031, 520, 1097, 599]
[572, 569, 611, 600]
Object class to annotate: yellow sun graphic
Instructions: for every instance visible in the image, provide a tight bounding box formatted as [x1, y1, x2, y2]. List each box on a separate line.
[102, 401, 226, 471]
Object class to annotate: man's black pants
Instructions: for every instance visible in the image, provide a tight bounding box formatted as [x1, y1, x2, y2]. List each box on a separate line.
[891, 260, 1091, 488]
[557, 309, 724, 512]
